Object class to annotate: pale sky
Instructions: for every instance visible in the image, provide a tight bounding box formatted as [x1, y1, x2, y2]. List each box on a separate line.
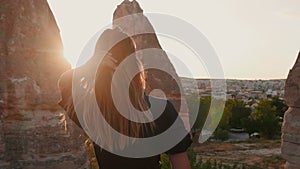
[48, 0, 300, 80]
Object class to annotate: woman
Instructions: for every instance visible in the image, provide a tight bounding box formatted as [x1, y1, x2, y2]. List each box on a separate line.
[58, 28, 192, 169]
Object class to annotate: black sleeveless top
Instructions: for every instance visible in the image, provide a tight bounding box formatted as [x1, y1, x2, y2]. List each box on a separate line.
[92, 96, 192, 169]
[61, 94, 192, 169]
[58, 70, 192, 169]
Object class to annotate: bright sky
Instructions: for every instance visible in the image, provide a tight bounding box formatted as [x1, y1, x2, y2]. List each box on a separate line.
[48, 0, 300, 80]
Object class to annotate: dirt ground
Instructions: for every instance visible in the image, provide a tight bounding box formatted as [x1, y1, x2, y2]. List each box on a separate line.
[193, 139, 285, 169]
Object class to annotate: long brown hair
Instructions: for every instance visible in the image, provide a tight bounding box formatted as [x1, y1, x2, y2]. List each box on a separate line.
[94, 28, 151, 139]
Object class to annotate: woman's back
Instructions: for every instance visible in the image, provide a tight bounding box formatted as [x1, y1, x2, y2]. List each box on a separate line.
[58, 28, 192, 169]
[93, 96, 191, 169]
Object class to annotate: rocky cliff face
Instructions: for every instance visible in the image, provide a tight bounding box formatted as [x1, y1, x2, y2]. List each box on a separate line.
[282, 52, 300, 169]
[0, 0, 87, 168]
[112, 0, 189, 125]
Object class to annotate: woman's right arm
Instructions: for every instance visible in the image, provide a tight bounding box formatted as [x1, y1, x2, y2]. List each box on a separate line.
[168, 152, 191, 169]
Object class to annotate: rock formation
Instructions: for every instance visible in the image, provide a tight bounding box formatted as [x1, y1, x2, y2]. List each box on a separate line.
[0, 0, 87, 168]
[282, 51, 300, 169]
[112, 0, 189, 128]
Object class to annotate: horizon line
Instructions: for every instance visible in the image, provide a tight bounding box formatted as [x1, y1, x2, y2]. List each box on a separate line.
[180, 76, 286, 81]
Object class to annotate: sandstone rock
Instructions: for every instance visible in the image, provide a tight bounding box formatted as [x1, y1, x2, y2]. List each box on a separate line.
[0, 0, 87, 168]
[282, 51, 300, 169]
[285, 162, 300, 169]
[112, 1, 189, 124]
[282, 108, 300, 135]
[282, 141, 300, 157]
[284, 52, 300, 107]
[282, 133, 300, 145]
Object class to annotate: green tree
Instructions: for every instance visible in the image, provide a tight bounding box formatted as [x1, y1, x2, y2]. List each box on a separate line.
[241, 116, 258, 136]
[270, 96, 288, 121]
[213, 128, 229, 141]
[213, 99, 232, 140]
[226, 99, 252, 129]
[187, 96, 211, 130]
[217, 103, 231, 130]
[252, 99, 281, 139]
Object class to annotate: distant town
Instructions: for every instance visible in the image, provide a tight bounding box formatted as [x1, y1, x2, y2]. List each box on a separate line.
[181, 77, 285, 102]
[181, 77, 287, 142]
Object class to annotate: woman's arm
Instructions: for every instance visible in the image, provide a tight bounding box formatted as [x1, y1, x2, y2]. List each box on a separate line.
[168, 152, 191, 169]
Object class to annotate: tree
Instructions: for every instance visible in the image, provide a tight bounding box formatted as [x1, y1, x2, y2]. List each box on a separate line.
[241, 116, 258, 136]
[270, 96, 288, 121]
[213, 99, 232, 140]
[188, 96, 211, 130]
[226, 99, 252, 129]
[252, 99, 281, 139]
[186, 95, 211, 131]
[213, 128, 229, 141]
[188, 95, 230, 140]
[217, 102, 231, 130]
